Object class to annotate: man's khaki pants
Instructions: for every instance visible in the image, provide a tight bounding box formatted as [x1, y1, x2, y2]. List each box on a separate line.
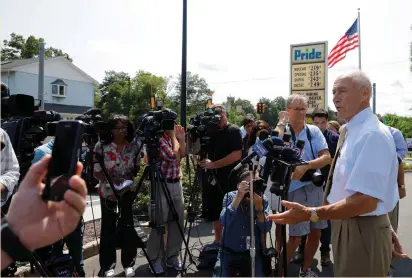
[388, 201, 399, 232]
[331, 215, 392, 277]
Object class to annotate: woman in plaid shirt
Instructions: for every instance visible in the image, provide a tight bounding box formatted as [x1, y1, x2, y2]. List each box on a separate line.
[146, 124, 186, 275]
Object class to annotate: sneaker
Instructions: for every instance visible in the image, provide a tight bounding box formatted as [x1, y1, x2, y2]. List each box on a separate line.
[299, 267, 318, 277]
[104, 269, 115, 277]
[203, 242, 220, 252]
[149, 261, 164, 275]
[166, 257, 183, 271]
[320, 251, 331, 266]
[124, 267, 135, 277]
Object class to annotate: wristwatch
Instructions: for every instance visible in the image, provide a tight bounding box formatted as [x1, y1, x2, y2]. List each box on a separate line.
[309, 208, 319, 222]
[399, 184, 405, 189]
[1, 217, 31, 261]
[276, 122, 286, 128]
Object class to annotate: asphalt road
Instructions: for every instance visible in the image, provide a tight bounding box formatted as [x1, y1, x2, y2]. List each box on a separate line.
[83, 173, 412, 277]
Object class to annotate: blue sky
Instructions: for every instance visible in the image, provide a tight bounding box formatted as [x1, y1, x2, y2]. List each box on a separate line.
[2, 0, 412, 116]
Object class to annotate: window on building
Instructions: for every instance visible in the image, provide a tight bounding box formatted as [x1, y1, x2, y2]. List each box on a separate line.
[51, 79, 68, 97]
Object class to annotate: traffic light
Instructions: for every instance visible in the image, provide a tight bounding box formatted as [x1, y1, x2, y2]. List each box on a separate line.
[257, 103, 265, 114]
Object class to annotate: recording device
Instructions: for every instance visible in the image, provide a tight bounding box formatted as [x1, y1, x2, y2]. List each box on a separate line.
[1, 92, 61, 182]
[187, 108, 221, 154]
[243, 178, 266, 199]
[233, 139, 271, 171]
[136, 108, 177, 142]
[43, 121, 85, 202]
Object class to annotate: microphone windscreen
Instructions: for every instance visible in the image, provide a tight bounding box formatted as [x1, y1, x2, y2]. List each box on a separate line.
[258, 130, 270, 141]
[271, 136, 284, 146]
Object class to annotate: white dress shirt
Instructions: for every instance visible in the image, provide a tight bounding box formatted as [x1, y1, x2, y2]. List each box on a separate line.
[327, 108, 399, 216]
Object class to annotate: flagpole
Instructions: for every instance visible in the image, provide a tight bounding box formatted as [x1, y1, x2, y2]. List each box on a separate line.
[358, 8, 362, 70]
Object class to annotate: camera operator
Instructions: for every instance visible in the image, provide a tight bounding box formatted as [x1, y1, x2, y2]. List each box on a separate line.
[0, 128, 20, 213]
[146, 124, 186, 275]
[294, 108, 339, 266]
[93, 115, 141, 277]
[199, 104, 243, 251]
[31, 138, 85, 277]
[274, 95, 331, 277]
[213, 170, 271, 277]
[1, 155, 87, 271]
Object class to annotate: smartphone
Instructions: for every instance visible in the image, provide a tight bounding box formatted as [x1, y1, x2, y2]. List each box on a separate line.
[42, 121, 85, 202]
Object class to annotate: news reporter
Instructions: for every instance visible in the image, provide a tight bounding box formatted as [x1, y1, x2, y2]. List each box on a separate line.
[1, 155, 87, 271]
[93, 115, 141, 277]
[268, 71, 408, 277]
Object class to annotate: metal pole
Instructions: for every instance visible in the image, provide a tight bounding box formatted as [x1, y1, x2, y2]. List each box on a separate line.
[372, 83, 376, 114]
[128, 77, 131, 118]
[249, 167, 256, 277]
[38, 41, 45, 109]
[180, 0, 187, 128]
[357, 8, 362, 70]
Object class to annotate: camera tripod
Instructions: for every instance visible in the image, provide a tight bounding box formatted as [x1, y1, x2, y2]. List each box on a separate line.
[133, 142, 194, 276]
[94, 143, 156, 276]
[272, 159, 308, 278]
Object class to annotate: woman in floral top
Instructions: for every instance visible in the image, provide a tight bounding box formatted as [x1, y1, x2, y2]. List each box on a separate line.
[93, 115, 141, 277]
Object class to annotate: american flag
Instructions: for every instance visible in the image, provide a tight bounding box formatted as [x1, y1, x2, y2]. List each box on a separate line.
[328, 19, 359, 68]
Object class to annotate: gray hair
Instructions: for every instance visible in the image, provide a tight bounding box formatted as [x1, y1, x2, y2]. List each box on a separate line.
[286, 94, 308, 108]
[337, 71, 372, 95]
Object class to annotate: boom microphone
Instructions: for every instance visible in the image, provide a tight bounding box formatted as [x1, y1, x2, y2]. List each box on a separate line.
[84, 108, 101, 116]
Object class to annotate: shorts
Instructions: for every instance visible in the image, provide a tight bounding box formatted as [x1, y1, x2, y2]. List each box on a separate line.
[207, 174, 238, 222]
[288, 183, 327, 236]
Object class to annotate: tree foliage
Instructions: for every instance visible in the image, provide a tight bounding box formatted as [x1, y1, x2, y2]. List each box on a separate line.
[258, 96, 287, 126]
[222, 97, 257, 126]
[1, 33, 72, 61]
[383, 114, 412, 138]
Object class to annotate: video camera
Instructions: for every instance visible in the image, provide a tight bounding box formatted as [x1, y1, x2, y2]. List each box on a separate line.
[1, 91, 61, 180]
[187, 108, 221, 154]
[136, 108, 177, 143]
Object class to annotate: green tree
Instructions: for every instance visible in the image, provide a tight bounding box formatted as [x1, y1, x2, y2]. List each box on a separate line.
[172, 72, 214, 123]
[383, 114, 412, 138]
[2, 33, 72, 61]
[258, 96, 287, 126]
[222, 97, 257, 126]
[98, 70, 131, 118]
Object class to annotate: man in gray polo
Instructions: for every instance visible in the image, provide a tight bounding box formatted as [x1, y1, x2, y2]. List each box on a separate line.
[275, 94, 331, 277]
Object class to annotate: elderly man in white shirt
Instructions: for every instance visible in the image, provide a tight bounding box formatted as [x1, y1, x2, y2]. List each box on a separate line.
[268, 71, 408, 277]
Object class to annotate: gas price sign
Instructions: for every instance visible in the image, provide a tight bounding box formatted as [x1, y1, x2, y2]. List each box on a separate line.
[290, 42, 328, 114]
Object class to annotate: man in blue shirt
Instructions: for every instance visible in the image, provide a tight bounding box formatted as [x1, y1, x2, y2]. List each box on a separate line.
[274, 95, 331, 277]
[213, 170, 272, 277]
[32, 139, 85, 277]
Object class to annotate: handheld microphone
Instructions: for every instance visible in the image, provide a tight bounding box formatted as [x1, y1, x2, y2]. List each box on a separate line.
[233, 138, 271, 171]
[258, 130, 270, 141]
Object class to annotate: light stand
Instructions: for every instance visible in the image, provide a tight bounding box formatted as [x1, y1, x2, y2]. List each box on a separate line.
[248, 161, 256, 278]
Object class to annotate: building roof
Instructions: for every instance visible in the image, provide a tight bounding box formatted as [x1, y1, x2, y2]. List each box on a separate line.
[50, 78, 68, 86]
[1, 57, 54, 70]
[1, 56, 98, 84]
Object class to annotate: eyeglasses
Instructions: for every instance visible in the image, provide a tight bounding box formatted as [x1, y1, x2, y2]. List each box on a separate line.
[289, 107, 307, 112]
[113, 126, 126, 131]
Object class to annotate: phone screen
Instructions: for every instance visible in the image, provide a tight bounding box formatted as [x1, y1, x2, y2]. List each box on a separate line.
[44, 121, 83, 201]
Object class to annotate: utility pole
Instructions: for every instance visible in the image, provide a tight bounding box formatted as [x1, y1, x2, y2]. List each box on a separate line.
[180, 0, 187, 128]
[372, 83, 376, 114]
[38, 40, 45, 109]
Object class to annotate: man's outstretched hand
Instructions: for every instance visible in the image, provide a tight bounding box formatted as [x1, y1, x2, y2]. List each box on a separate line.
[267, 200, 310, 224]
[5, 155, 87, 250]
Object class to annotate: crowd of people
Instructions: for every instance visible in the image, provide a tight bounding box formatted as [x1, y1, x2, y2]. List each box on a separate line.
[0, 70, 409, 277]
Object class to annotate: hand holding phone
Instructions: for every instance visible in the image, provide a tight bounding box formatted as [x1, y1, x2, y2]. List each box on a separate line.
[43, 121, 85, 202]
